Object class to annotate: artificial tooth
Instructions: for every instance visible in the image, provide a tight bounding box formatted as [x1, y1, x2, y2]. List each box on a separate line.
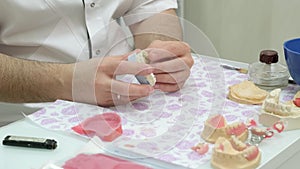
[228, 122, 236, 129]
[251, 127, 265, 136]
[243, 147, 254, 158]
[231, 135, 247, 151]
[255, 128, 262, 132]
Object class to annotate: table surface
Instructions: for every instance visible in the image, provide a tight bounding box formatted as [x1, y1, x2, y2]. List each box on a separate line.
[1, 56, 300, 169]
[1, 117, 300, 169]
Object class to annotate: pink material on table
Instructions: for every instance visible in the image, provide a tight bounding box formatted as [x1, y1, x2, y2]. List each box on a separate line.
[28, 56, 300, 168]
[63, 153, 151, 169]
[72, 112, 122, 142]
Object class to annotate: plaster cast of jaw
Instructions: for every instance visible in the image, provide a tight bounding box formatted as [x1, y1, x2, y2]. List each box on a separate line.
[211, 136, 261, 169]
[201, 114, 248, 144]
[136, 50, 156, 86]
[259, 88, 300, 130]
[128, 50, 156, 86]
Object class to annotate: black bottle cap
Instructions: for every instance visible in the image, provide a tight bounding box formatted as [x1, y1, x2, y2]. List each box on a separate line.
[259, 50, 278, 64]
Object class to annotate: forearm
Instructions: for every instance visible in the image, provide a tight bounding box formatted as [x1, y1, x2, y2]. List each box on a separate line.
[0, 53, 73, 103]
[130, 9, 183, 49]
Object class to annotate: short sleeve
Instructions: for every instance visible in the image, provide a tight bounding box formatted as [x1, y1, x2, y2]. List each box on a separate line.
[123, 0, 178, 26]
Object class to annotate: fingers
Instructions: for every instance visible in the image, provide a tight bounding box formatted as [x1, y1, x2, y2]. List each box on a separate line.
[96, 80, 153, 107]
[146, 48, 177, 63]
[155, 70, 190, 84]
[153, 69, 190, 93]
[111, 79, 154, 97]
[154, 81, 185, 93]
[147, 40, 191, 62]
[97, 55, 154, 76]
[111, 94, 141, 106]
[98, 94, 142, 107]
[114, 61, 154, 76]
[146, 41, 193, 73]
[121, 49, 141, 60]
[152, 57, 189, 74]
[93, 41, 193, 107]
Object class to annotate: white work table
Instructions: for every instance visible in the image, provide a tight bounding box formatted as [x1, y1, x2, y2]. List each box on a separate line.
[1, 56, 300, 169]
[1, 117, 300, 169]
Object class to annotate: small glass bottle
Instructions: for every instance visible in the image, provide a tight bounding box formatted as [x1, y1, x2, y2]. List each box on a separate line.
[248, 50, 289, 90]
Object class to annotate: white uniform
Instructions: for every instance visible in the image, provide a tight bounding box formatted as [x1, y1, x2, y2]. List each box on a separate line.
[0, 0, 177, 62]
[0, 0, 177, 125]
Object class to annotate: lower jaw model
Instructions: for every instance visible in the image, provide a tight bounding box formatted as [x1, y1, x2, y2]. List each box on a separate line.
[259, 88, 300, 130]
[211, 136, 261, 169]
[201, 114, 248, 143]
[201, 114, 264, 169]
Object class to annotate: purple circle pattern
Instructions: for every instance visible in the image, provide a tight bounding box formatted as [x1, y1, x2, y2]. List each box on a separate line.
[28, 56, 300, 168]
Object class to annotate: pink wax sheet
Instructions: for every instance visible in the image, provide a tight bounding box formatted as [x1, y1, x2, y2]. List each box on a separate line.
[63, 153, 151, 169]
[28, 55, 300, 169]
[72, 113, 122, 142]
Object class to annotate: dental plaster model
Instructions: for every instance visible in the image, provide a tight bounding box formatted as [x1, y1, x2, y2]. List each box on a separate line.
[201, 114, 248, 143]
[228, 80, 268, 105]
[211, 136, 261, 169]
[136, 50, 156, 86]
[259, 89, 300, 130]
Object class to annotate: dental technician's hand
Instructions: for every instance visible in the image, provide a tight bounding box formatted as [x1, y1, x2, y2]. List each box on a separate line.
[70, 51, 154, 107]
[146, 40, 194, 92]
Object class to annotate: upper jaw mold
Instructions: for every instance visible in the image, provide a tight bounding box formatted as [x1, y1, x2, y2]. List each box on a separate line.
[259, 88, 300, 130]
[211, 136, 261, 169]
[201, 114, 248, 143]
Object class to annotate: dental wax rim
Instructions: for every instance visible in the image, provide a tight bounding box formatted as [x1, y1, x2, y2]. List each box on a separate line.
[227, 80, 268, 105]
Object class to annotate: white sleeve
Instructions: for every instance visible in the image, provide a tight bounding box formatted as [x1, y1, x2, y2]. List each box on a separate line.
[123, 0, 178, 26]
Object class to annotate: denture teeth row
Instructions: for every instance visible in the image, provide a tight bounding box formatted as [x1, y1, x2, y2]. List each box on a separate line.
[242, 146, 256, 159]
[231, 135, 247, 150]
[214, 145, 235, 160]
[263, 100, 292, 116]
[263, 97, 300, 116]
[262, 88, 300, 116]
[213, 142, 256, 161]
[268, 89, 281, 103]
[227, 122, 240, 131]
[226, 122, 247, 136]
[251, 127, 265, 136]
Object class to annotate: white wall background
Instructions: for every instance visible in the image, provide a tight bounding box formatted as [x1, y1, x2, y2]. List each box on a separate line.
[184, 0, 300, 64]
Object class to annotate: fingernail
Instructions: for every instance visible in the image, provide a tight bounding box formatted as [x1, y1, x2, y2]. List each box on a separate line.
[149, 87, 155, 93]
[148, 50, 159, 59]
[154, 84, 160, 89]
[146, 67, 155, 74]
[135, 49, 141, 53]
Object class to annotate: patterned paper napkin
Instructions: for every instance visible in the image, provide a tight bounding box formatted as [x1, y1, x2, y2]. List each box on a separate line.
[28, 55, 300, 169]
